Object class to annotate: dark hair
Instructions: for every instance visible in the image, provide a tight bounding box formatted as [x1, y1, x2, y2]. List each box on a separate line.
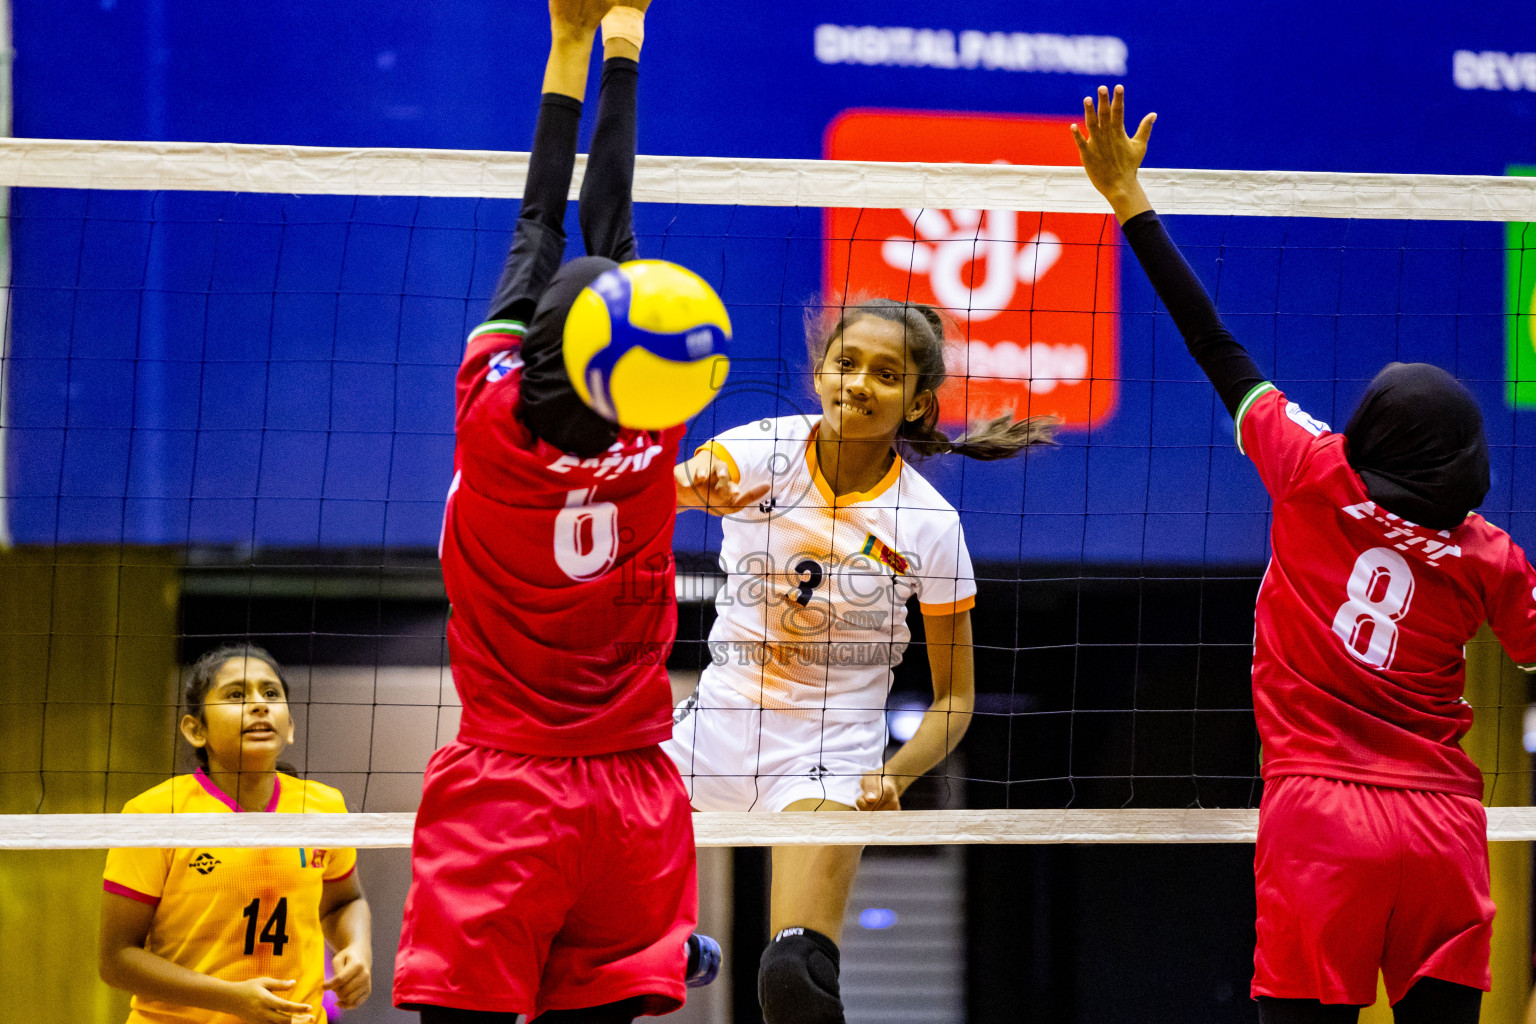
[807, 297, 1057, 460]
[182, 644, 290, 770]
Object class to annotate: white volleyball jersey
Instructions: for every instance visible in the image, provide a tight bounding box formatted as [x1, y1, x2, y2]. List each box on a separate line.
[697, 415, 976, 712]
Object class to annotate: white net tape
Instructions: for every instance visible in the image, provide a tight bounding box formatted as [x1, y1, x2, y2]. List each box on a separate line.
[4, 137, 1536, 220]
[6, 808, 1536, 849]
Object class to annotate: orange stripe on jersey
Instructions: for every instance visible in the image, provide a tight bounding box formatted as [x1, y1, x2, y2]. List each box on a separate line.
[920, 593, 977, 616]
[805, 425, 902, 507]
[695, 441, 741, 484]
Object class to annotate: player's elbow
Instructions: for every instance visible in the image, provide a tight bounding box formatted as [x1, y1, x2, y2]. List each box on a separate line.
[937, 698, 975, 744]
[949, 708, 975, 744]
[326, 892, 370, 933]
[98, 944, 128, 991]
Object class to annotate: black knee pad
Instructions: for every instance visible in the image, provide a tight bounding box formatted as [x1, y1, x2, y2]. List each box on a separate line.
[758, 927, 845, 1024]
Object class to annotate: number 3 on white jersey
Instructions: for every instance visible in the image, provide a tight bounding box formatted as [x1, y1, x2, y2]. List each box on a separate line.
[1330, 547, 1415, 669]
[554, 487, 619, 581]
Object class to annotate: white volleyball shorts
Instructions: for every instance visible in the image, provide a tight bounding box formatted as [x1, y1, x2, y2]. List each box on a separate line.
[662, 674, 888, 813]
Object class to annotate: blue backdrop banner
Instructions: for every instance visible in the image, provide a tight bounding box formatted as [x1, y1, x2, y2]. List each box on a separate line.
[9, 2, 1535, 561]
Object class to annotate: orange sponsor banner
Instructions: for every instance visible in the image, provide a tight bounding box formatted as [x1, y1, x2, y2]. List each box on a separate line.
[824, 109, 1118, 428]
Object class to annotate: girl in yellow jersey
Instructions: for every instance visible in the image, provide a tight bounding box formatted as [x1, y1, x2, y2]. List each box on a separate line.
[100, 645, 373, 1024]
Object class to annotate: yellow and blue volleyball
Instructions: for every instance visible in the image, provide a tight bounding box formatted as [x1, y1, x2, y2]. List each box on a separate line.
[562, 260, 732, 430]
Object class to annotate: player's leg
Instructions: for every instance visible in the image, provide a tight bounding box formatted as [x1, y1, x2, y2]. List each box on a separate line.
[531, 997, 647, 1023]
[1390, 978, 1482, 1024]
[768, 816, 862, 944]
[393, 745, 578, 1017]
[418, 1007, 523, 1023]
[755, 704, 889, 1024]
[1379, 789, 1492, 1021]
[1252, 777, 1392, 1008]
[578, 6, 643, 263]
[1255, 998, 1362, 1024]
[419, 1005, 646, 1024]
[537, 747, 699, 1017]
[760, 805, 864, 1024]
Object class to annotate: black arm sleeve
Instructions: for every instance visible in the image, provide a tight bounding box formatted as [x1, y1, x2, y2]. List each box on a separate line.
[1120, 210, 1267, 420]
[486, 93, 583, 325]
[579, 57, 639, 263]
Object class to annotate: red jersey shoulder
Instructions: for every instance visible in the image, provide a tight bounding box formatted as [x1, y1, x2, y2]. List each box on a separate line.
[457, 320, 529, 429]
[1235, 384, 1338, 499]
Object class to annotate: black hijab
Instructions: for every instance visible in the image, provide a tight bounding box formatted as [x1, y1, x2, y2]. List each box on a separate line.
[1342, 362, 1489, 531]
[518, 255, 623, 459]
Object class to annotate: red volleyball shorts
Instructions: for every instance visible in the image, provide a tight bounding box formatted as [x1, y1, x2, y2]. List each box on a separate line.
[393, 740, 698, 1018]
[1252, 774, 1493, 1006]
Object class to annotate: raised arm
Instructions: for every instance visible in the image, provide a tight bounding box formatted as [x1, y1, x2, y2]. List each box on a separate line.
[578, 2, 649, 262]
[675, 445, 770, 514]
[485, 1, 617, 327]
[1071, 86, 1267, 419]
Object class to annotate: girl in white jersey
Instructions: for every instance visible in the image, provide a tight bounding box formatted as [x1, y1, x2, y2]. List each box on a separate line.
[667, 298, 1055, 1024]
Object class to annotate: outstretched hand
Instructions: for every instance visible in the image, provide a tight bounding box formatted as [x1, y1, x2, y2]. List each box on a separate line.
[1069, 85, 1156, 224]
[675, 458, 771, 517]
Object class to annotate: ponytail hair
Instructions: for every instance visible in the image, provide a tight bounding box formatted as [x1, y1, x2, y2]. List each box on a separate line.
[807, 297, 1058, 460]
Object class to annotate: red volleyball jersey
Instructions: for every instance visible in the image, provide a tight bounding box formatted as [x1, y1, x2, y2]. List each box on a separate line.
[440, 319, 685, 756]
[1235, 383, 1536, 797]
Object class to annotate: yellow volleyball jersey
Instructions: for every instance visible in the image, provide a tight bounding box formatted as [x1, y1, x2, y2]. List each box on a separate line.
[698, 414, 976, 712]
[103, 770, 357, 1024]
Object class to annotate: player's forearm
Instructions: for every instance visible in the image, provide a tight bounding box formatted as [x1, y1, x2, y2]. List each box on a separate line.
[1102, 178, 1153, 226]
[674, 461, 701, 509]
[542, 29, 597, 100]
[602, 12, 642, 63]
[881, 694, 973, 794]
[322, 896, 373, 964]
[486, 92, 583, 325]
[101, 947, 242, 1016]
[1120, 210, 1266, 418]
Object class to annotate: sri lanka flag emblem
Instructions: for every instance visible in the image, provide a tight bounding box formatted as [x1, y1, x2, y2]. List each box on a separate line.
[862, 534, 909, 575]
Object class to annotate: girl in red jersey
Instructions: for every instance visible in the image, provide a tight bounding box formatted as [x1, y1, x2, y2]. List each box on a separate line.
[99, 645, 372, 1024]
[392, 2, 754, 1022]
[1073, 85, 1536, 1024]
[671, 299, 1055, 1023]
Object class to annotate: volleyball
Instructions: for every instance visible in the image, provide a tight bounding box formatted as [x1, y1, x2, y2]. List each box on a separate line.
[562, 259, 732, 430]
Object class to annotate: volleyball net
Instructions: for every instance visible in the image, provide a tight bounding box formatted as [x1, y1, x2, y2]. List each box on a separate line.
[1, 139, 1535, 849]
